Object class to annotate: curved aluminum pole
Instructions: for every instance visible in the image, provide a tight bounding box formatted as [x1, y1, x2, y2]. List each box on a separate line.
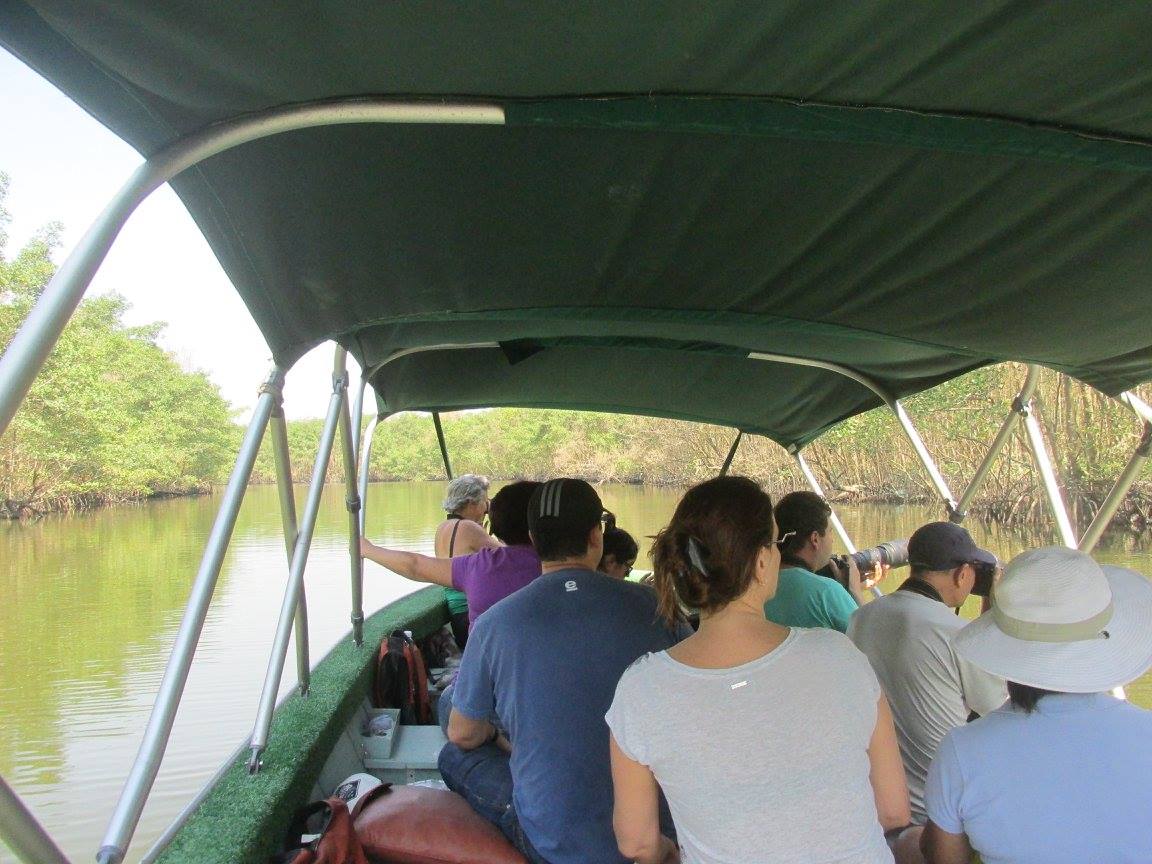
[98, 367, 284, 864]
[0, 774, 72, 864]
[269, 405, 309, 696]
[247, 363, 347, 773]
[952, 365, 1041, 521]
[335, 349, 366, 648]
[0, 100, 504, 442]
[747, 351, 893, 403]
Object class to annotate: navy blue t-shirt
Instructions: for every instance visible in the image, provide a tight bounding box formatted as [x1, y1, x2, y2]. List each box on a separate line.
[452, 568, 690, 864]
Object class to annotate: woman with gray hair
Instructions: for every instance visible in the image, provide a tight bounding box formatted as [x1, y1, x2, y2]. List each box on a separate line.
[436, 474, 500, 648]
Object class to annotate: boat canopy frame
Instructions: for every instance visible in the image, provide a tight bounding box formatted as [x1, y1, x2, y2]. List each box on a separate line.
[2, 138, 1152, 856]
[6, 8, 1152, 860]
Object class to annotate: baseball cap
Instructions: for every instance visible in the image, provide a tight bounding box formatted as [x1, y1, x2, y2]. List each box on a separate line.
[908, 521, 997, 571]
[527, 478, 604, 535]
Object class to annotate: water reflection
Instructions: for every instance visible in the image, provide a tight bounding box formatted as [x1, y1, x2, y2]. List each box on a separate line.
[0, 483, 1150, 863]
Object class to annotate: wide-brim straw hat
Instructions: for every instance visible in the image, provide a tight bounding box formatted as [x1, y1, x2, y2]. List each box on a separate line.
[954, 546, 1152, 693]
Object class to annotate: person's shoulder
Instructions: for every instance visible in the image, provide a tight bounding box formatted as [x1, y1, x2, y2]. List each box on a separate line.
[457, 518, 494, 544]
[620, 650, 662, 680]
[611, 573, 661, 600]
[783, 566, 842, 596]
[779, 565, 818, 583]
[796, 624, 857, 648]
[795, 626, 876, 674]
[1097, 695, 1152, 730]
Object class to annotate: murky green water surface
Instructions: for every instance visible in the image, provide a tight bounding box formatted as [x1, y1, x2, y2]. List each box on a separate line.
[1, 483, 1150, 863]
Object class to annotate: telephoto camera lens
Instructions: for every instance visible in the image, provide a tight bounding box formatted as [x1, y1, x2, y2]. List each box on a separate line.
[849, 539, 909, 574]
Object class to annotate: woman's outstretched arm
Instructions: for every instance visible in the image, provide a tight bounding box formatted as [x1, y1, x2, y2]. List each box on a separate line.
[869, 694, 912, 831]
[360, 538, 453, 587]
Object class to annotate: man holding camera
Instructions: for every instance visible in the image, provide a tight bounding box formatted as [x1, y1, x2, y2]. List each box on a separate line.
[848, 522, 1007, 830]
[764, 491, 866, 632]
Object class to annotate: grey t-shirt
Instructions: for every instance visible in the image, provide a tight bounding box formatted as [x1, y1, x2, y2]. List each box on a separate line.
[848, 591, 1007, 823]
[606, 628, 893, 864]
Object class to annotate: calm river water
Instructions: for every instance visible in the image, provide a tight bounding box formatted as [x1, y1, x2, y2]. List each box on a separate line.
[2, 481, 1151, 863]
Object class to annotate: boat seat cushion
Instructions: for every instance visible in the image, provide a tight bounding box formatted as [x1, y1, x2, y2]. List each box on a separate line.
[355, 785, 526, 864]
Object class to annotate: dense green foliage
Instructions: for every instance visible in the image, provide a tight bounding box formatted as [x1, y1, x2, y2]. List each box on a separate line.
[250, 366, 1151, 531]
[0, 174, 236, 516]
[3, 173, 1148, 529]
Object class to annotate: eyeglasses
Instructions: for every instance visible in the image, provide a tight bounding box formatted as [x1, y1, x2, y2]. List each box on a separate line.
[769, 531, 796, 550]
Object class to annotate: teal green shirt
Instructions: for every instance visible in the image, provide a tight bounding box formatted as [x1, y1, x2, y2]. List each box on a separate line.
[444, 586, 469, 616]
[763, 567, 858, 632]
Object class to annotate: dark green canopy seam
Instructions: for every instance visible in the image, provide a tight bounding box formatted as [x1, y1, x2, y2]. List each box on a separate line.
[504, 95, 1152, 175]
[339, 305, 987, 360]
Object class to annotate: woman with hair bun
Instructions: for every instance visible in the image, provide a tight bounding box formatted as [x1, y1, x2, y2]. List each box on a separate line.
[605, 476, 909, 864]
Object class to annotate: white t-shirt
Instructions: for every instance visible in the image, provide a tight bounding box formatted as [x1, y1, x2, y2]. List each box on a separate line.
[847, 591, 1006, 823]
[605, 628, 893, 864]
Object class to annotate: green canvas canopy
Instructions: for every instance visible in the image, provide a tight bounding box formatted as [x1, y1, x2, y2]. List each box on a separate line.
[4, 1, 1152, 447]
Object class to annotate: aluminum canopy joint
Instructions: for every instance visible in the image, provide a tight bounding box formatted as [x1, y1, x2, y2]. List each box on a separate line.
[345, 493, 362, 513]
[258, 379, 285, 405]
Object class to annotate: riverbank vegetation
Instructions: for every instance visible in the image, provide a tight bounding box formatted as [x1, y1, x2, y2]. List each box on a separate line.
[0, 175, 235, 517]
[3, 176, 1149, 529]
[250, 367, 1152, 533]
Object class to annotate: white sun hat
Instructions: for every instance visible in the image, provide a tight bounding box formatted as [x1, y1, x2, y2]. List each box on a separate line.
[953, 546, 1152, 693]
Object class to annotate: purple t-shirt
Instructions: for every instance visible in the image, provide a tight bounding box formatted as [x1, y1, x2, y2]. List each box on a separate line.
[451, 545, 542, 624]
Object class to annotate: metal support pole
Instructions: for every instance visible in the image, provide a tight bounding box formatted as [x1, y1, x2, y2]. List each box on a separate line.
[0, 774, 72, 864]
[97, 367, 283, 864]
[269, 405, 309, 696]
[1020, 400, 1078, 548]
[889, 399, 958, 516]
[792, 451, 883, 598]
[952, 365, 1041, 522]
[0, 100, 503, 444]
[432, 411, 453, 479]
[719, 432, 743, 476]
[358, 416, 379, 538]
[350, 376, 367, 460]
[246, 367, 346, 774]
[1079, 399, 1152, 553]
[793, 452, 857, 553]
[335, 349, 365, 648]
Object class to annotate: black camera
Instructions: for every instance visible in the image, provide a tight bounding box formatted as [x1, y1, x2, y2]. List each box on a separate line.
[970, 560, 999, 598]
[818, 540, 909, 590]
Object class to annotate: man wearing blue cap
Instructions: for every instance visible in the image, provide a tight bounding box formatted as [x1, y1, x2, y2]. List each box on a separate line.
[848, 521, 1007, 831]
[438, 478, 690, 864]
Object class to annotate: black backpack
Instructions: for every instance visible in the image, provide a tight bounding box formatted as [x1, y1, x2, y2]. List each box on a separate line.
[371, 630, 432, 725]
